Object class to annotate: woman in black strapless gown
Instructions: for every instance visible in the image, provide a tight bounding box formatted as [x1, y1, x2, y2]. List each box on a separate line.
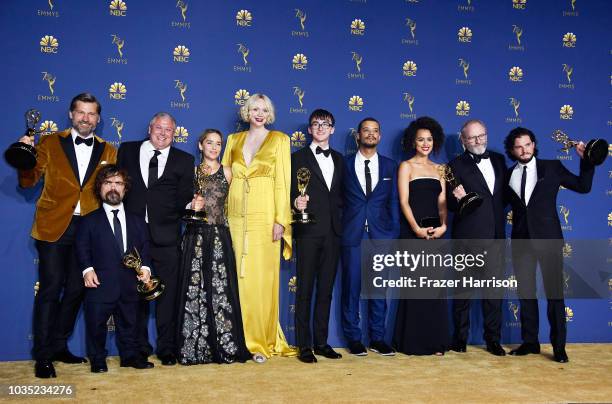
[393, 117, 450, 355]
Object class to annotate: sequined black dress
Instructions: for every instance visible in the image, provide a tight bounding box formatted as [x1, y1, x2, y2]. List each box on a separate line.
[176, 166, 251, 364]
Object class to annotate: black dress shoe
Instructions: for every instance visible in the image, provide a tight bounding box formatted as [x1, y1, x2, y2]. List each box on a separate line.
[486, 341, 506, 356]
[298, 348, 317, 363]
[91, 362, 108, 373]
[347, 341, 368, 356]
[369, 340, 396, 356]
[120, 358, 154, 369]
[157, 353, 177, 366]
[449, 342, 467, 353]
[553, 348, 569, 363]
[509, 342, 540, 356]
[314, 344, 342, 359]
[52, 349, 88, 364]
[35, 360, 56, 378]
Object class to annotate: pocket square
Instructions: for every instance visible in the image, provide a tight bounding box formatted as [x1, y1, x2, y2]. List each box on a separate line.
[100, 161, 109, 165]
[382, 177, 392, 181]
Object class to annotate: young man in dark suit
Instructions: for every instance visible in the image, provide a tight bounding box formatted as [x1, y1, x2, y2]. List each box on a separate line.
[504, 127, 594, 363]
[76, 165, 154, 372]
[117, 112, 194, 365]
[447, 119, 507, 356]
[292, 109, 344, 363]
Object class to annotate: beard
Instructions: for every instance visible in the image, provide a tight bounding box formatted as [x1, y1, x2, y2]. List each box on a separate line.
[75, 121, 95, 137]
[466, 143, 487, 155]
[517, 154, 533, 164]
[102, 190, 122, 205]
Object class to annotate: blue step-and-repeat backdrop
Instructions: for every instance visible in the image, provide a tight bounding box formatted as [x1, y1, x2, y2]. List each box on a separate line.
[0, 0, 610, 360]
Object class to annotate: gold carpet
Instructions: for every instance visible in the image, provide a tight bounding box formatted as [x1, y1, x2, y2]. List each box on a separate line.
[1, 344, 610, 403]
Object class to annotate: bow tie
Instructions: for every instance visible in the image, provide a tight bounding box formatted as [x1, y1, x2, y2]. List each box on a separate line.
[316, 146, 331, 157]
[75, 136, 94, 147]
[470, 151, 489, 163]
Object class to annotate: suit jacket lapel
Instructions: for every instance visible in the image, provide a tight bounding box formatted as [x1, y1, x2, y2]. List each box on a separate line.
[462, 152, 490, 195]
[305, 148, 326, 188]
[59, 133, 80, 185]
[347, 154, 365, 197]
[156, 147, 176, 184]
[82, 137, 104, 186]
[330, 151, 341, 191]
[530, 158, 546, 201]
[491, 154, 504, 195]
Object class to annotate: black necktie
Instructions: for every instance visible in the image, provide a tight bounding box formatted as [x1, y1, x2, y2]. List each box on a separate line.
[316, 146, 331, 157]
[148, 150, 161, 188]
[75, 136, 93, 147]
[112, 209, 124, 253]
[365, 160, 372, 197]
[470, 151, 489, 164]
[520, 165, 527, 205]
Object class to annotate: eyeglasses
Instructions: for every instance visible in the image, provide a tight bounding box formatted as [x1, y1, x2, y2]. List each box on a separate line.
[310, 122, 333, 129]
[103, 180, 126, 187]
[464, 133, 487, 142]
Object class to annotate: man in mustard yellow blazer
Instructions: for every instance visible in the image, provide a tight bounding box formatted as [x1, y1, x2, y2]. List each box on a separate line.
[17, 93, 117, 378]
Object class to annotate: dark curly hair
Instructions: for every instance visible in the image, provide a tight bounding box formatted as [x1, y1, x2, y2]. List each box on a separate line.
[94, 164, 131, 202]
[504, 127, 539, 161]
[402, 116, 445, 153]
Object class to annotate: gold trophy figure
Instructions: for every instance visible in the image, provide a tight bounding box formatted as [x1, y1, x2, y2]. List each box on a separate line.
[5, 109, 42, 170]
[551, 129, 608, 166]
[292, 167, 316, 224]
[439, 164, 483, 216]
[123, 248, 165, 301]
[182, 161, 209, 222]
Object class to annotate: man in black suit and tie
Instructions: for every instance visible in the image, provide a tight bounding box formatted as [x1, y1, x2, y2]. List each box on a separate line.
[504, 127, 594, 363]
[117, 112, 194, 365]
[447, 119, 507, 356]
[291, 109, 344, 363]
[76, 165, 154, 372]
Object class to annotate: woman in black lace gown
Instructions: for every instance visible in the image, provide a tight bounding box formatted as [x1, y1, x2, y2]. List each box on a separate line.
[176, 129, 251, 364]
[393, 117, 450, 356]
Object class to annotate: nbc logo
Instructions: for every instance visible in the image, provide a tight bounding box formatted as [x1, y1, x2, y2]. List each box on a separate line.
[288, 276, 297, 293]
[562, 32, 577, 48]
[234, 89, 250, 105]
[40, 35, 58, 53]
[39, 121, 58, 136]
[109, 0, 127, 17]
[236, 9, 252, 27]
[509, 66, 523, 82]
[506, 210, 513, 225]
[512, 0, 527, 10]
[290, 131, 306, 148]
[560, 104, 574, 120]
[565, 306, 574, 322]
[506, 275, 518, 291]
[173, 45, 190, 63]
[607, 212, 612, 226]
[292, 53, 308, 70]
[562, 242, 573, 258]
[458, 27, 472, 43]
[348, 95, 364, 112]
[174, 126, 189, 143]
[456, 100, 470, 116]
[109, 82, 127, 100]
[402, 61, 417, 77]
[350, 19, 365, 35]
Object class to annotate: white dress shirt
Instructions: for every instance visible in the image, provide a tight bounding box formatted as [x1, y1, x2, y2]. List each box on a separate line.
[71, 128, 94, 215]
[509, 157, 538, 205]
[139, 140, 170, 222]
[309, 142, 334, 190]
[472, 154, 495, 194]
[355, 150, 379, 194]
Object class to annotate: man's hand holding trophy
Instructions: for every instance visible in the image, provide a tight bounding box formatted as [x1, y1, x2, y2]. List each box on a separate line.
[4, 109, 43, 170]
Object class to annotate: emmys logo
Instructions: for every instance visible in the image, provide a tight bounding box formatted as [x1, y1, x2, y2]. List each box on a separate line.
[109, 82, 127, 100]
[563, 0, 579, 16]
[348, 95, 364, 112]
[234, 43, 252, 72]
[506, 210, 513, 225]
[109, 0, 127, 17]
[508, 66, 523, 82]
[560, 104, 574, 120]
[290, 87, 307, 114]
[350, 19, 365, 36]
[288, 276, 297, 293]
[236, 9, 252, 27]
[458, 27, 472, 43]
[292, 9, 309, 37]
[37, 0, 59, 17]
[558, 205, 572, 230]
[292, 53, 308, 70]
[111, 34, 125, 58]
[559, 64, 575, 89]
[290, 131, 306, 148]
[173, 45, 190, 63]
[401, 18, 419, 45]
[565, 306, 574, 322]
[234, 89, 250, 106]
[171, 80, 189, 109]
[505, 98, 522, 123]
[400, 93, 416, 120]
[40, 35, 58, 53]
[512, 0, 527, 10]
[171, 1, 190, 28]
[174, 126, 189, 143]
[456, 100, 470, 116]
[110, 117, 124, 145]
[509, 25, 525, 51]
[348, 52, 365, 80]
[39, 120, 58, 136]
[562, 242, 573, 258]
[38, 71, 59, 102]
[458, 0, 475, 12]
[456, 58, 471, 85]
[562, 32, 577, 48]
[402, 60, 417, 77]
[506, 301, 520, 327]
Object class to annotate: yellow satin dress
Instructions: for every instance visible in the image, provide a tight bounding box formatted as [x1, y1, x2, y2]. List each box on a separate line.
[221, 130, 296, 358]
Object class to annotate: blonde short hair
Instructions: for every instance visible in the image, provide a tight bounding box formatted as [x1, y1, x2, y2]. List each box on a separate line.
[239, 93, 275, 125]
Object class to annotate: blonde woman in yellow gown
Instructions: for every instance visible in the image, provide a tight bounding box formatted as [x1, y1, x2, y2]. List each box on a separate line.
[221, 93, 296, 362]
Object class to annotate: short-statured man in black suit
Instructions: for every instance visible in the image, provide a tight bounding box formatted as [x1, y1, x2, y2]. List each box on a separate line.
[504, 127, 594, 363]
[117, 112, 194, 365]
[447, 119, 507, 356]
[292, 109, 344, 363]
[76, 165, 154, 372]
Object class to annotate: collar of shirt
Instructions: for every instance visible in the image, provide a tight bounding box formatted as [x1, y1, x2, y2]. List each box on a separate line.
[516, 156, 537, 172]
[71, 128, 94, 145]
[356, 149, 378, 166]
[103, 202, 125, 216]
[309, 142, 330, 155]
[143, 140, 171, 157]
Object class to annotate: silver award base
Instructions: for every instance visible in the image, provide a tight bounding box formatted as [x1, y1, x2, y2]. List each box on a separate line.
[292, 211, 316, 224]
